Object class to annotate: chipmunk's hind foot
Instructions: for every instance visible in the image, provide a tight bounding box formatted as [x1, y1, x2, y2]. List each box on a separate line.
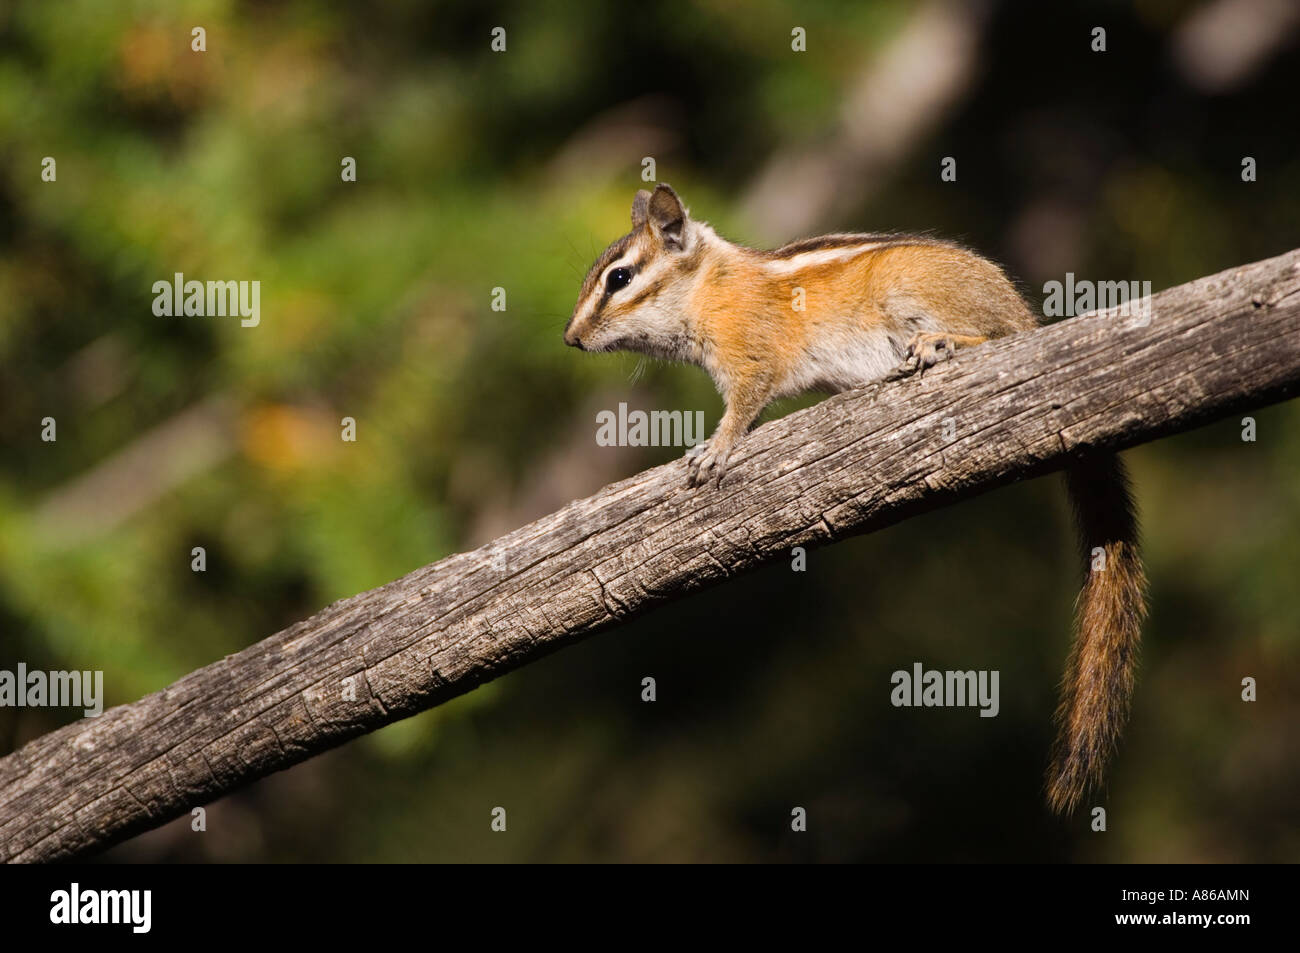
[897, 332, 988, 375]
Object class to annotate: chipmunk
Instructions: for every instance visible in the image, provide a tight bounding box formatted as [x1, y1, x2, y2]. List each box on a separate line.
[564, 184, 1146, 815]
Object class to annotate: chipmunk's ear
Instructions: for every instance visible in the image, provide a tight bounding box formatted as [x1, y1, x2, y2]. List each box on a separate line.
[647, 184, 687, 250]
[631, 189, 652, 229]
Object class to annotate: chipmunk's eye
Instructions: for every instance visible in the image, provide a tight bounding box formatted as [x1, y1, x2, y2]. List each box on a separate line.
[606, 267, 632, 293]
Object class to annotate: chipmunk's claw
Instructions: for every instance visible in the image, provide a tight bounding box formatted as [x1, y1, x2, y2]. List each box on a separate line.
[888, 333, 963, 380]
[905, 333, 956, 371]
[686, 440, 729, 488]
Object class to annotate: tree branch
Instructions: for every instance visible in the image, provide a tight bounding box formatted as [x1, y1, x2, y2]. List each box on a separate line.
[3, 249, 1299, 862]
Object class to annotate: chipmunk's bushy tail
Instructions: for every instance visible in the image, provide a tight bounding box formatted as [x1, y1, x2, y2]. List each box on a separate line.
[1048, 454, 1148, 814]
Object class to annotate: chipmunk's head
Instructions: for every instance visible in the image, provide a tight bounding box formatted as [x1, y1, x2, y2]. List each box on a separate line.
[564, 184, 702, 360]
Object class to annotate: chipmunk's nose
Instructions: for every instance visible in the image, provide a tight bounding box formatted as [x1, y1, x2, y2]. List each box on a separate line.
[563, 326, 585, 349]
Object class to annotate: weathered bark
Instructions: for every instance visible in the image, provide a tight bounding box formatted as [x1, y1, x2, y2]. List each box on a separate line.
[3, 249, 1298, 862]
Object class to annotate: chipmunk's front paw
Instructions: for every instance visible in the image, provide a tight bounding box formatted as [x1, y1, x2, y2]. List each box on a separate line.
[904, 332, 956, 371]
[685, 440, 730, 487]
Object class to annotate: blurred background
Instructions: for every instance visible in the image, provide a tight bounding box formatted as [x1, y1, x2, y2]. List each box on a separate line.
[1, 0, 1298, 862]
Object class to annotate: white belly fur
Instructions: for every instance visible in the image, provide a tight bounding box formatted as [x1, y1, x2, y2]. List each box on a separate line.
[776, 324, 903, 397]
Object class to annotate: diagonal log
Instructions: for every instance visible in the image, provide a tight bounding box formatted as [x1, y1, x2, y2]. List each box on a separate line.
[2, 249, 1299, 862]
